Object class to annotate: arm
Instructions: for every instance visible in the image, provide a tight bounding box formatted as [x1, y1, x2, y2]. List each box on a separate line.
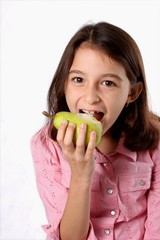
[60, 176, 92, 240]
[30, 126, 69, 239]
[144, 145, 160, 239]
[57, 121, 96, 240]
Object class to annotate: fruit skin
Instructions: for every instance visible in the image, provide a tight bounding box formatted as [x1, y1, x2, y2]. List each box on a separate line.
[53, 112, 102, 146]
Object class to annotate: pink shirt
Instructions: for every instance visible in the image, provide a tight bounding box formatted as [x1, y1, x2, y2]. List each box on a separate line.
[31, 124, 160, 240]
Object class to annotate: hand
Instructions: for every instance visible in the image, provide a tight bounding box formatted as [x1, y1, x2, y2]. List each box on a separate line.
[56, 120, 96, 182]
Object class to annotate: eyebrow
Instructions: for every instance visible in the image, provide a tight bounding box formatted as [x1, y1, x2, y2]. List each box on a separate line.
[69, 70, 84, 75]
[68, 70, 123, 81]
[100, 73, 123, 81]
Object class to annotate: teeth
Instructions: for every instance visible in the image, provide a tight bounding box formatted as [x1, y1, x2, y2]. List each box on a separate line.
[81, 110, 95, 116]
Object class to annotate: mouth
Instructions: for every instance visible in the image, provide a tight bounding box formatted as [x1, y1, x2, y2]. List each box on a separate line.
[79, 109, 104, 121]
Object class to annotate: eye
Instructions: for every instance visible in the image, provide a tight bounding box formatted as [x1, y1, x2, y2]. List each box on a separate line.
[72, 77, 83, 83]
[102, 80, 116, 87]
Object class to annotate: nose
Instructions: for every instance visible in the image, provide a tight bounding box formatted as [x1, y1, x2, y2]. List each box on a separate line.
[83, 85, 100, 105]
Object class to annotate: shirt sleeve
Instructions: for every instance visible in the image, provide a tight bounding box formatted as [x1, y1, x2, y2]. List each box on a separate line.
[31, 125, 68, 239]
[30, 125, 98, 240]
[144, 143, 160, 240]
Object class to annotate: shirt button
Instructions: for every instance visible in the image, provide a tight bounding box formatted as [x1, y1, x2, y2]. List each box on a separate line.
[107, 188, 113, 194]
[111, 210, 116, 216]
[104, 229, 110, 235]
[139, 179, 145, 186]
[103, 162, 109, 167]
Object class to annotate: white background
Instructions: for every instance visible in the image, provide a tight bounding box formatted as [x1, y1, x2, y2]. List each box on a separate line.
[1, 0, 160, 239]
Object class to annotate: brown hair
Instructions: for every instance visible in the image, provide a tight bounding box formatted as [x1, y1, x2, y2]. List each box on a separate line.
[47, 21, 160, 151]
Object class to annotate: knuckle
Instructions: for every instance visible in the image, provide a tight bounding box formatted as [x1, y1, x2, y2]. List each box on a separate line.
[64, 141, 71, 147]
[63, 149, 69, 157]
[75, 141, 83, 148]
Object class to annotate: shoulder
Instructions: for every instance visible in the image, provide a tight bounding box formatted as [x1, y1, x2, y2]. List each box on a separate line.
[30, 123, 61, 165]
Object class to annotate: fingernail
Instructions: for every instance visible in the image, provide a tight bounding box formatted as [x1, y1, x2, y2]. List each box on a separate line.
[91, 131, 96, 138]
[80, 123, 86, 129]
[69, 122, 76, 127]
[62, 120, 68, 125]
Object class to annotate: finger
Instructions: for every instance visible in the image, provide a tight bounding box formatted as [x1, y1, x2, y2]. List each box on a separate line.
[63, 122, 76, 146]
[85, 131, 96, 160]
[56, 120, 68, 144]
[62, 122, 76, 159]
[76, 123, 87, 149]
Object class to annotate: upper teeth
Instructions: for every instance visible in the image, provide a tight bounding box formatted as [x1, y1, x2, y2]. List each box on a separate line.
[82, 110, 95, 116]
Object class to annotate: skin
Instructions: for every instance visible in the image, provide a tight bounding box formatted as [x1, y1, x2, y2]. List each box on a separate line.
[65, 43, 132, 153]
[57, 43, 138, 240]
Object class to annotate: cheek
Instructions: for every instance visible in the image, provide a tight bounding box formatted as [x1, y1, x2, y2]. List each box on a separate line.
[102, 101, 125, 134]
[111, 98, 126, 118]
[65, 92, 78, 111]
[108, 91, 127, 110]
[106, 92, 128, 121]
[114, 88, 130, 108]
[112, 102, 125, 121]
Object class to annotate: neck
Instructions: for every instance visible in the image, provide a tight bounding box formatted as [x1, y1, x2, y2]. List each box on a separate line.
[97, 132, 118, 155]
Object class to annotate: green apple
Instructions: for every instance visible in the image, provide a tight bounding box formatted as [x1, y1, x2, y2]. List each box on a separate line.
[42, 111, 102, 146]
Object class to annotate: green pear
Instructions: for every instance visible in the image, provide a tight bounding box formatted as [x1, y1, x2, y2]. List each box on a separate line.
[42, 111, 102, 146]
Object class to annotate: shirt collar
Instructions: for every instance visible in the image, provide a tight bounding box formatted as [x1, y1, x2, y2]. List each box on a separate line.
[95, 135, 137, 163]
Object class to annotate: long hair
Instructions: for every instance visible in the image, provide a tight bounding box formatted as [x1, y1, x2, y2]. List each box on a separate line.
[47, 21, 160, 151]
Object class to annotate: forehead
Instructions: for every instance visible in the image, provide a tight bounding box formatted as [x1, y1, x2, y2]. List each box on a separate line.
[71, 42, 127, 77]
[76, 41, 106, 58]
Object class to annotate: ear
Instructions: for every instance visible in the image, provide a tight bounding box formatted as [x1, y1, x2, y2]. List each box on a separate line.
[128, 82, 143, 103]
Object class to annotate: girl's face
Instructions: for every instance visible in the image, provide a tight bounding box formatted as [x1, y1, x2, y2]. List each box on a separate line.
[65, 44, 131, 142]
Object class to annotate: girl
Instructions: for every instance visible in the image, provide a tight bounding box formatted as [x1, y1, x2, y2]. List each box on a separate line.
[31, 22, 160, 240]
